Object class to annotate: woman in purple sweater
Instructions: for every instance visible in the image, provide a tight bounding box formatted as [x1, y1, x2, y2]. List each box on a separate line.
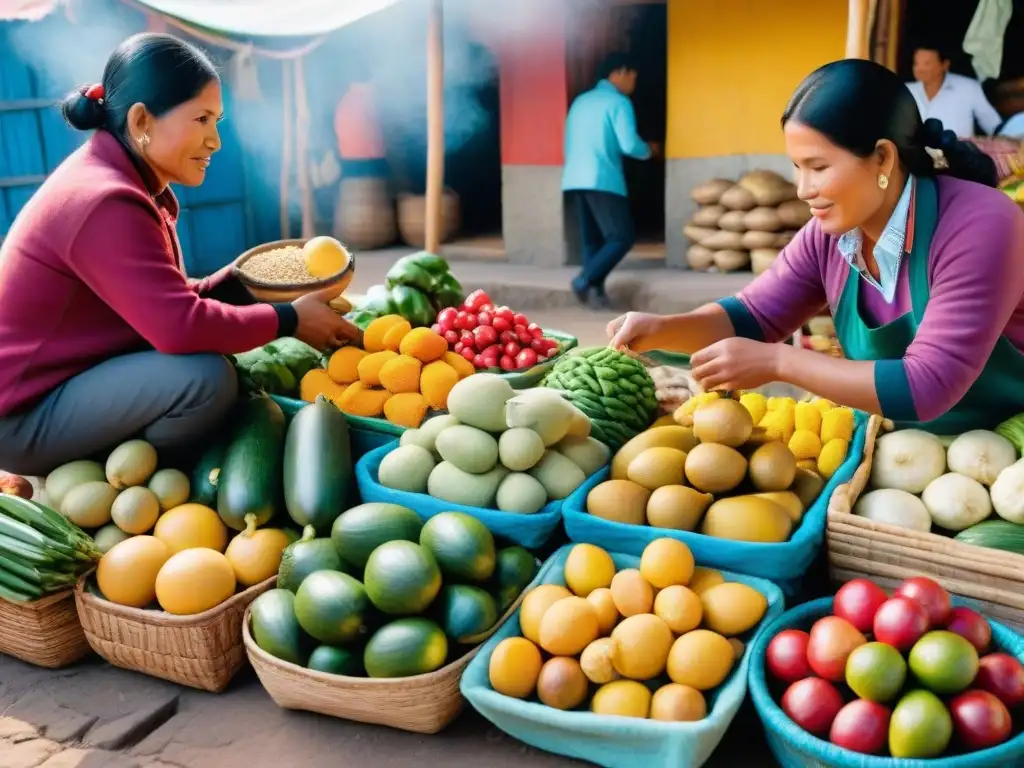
[611, 59, 1024, 432]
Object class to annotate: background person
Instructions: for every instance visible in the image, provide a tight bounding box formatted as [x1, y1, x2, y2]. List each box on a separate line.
[907, 43, 1003, 138]
[610, 59, 1022, 433]
[562, 53, 658, 309]
[0, 33, 357, 476]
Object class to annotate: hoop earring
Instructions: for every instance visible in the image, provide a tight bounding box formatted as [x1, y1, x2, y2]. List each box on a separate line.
[878, 173, 889, 190]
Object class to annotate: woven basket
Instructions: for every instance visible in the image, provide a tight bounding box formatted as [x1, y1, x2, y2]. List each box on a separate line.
[826, 415, 1024, 634]
[244, 587, 527, 733]
[232, 238, 355, 303]
[397, 191, 460, 248]
[0, 589, 90, 668]
[334, 177, 397, 249]
[75, 575, 276, 692]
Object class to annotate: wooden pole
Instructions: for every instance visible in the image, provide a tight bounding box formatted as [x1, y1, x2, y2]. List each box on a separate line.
[846, 0, 871, 59]
[424, 0, 445, 254]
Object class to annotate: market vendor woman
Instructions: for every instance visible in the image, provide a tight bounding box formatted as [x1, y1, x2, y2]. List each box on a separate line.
[0, 33, 358, 475]
[610, 59, 1024, 433]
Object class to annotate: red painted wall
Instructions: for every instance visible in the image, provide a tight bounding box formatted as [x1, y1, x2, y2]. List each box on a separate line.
[496, 5, 568, 166]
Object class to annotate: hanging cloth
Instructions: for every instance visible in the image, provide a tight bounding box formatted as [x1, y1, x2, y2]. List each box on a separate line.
[227, 45, 262, 102]
[963, 0, 1013, 82]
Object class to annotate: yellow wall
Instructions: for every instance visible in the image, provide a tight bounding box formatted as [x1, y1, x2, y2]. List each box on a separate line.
[666, 0, 848, 159]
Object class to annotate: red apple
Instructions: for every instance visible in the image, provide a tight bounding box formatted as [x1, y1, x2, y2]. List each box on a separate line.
[766, 629, 813, 683]
[833, 579, 888, 634]
[946, 607, 992, 653]
[807, 616, 867, 681]
[781, 677, 845, 735]
[873, 597, 930, 652]
[895, 577, 952, 627]
[950, 690, 1013, 750]
[829, 699, 890, 755]
[974, 653, 1024, 708]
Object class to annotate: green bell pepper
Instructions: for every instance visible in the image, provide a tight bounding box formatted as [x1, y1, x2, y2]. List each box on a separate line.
[390, 285, 436, 327]
[385, 255, 436, 293]
[408, 250, 451, 276]
[430, 271, 463, 311]
[346, 309, 378, 331]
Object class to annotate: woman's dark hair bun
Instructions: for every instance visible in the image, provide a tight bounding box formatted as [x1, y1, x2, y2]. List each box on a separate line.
[60, 88, 107, 132]
[783, 59, 999, 189]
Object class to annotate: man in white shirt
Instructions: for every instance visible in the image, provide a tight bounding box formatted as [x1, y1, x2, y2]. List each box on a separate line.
[906, 44, 1003, 137]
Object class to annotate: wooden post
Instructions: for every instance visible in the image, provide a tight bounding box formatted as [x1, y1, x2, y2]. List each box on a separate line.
[424, 0, 445, 254]
[846, 0, 871, 59]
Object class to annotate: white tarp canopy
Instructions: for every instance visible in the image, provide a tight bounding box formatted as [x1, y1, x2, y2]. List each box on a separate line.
[0, 0, 405, 36]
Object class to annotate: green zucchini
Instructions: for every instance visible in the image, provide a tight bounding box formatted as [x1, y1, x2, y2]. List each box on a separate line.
[283, 396, 352, 532]
[954, 519, 1024, 554]
[190, 436, 229, 507]
[217, 395, 286, 531]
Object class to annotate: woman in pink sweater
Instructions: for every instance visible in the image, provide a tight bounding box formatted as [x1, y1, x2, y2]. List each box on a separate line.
[611, 59, 1024, 433]
[0, 34, 357, 475]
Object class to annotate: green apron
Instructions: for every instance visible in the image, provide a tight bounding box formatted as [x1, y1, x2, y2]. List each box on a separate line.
[832, 176, 1024, 433]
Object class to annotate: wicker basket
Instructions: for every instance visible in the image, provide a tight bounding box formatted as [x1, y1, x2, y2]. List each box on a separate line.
[334, 177, 397, 250]
[0, 589, 90, 668]
[826, 415, 1024, 634]
[232, 238, 355, 303]
[397, 191, 460, 248]
[244, 588, 527, 733]
[75, 575, 276, 692]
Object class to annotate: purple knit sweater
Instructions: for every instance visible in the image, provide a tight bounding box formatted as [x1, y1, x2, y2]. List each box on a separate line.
[729, 176, 1024, 422]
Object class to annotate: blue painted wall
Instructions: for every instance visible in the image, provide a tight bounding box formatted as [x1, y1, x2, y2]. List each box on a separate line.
[0, 1, 253, 277]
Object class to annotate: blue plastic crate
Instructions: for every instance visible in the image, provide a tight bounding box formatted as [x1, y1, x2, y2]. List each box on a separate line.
[561, 411, 869, 592]
[749, 597, 1024, 768]
[355, 442, 606, 550]
[461, 545, 785, 768]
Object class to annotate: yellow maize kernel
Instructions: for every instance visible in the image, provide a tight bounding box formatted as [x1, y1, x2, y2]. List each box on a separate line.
[300, 369, 345, 403]
[813, 398, 836, 414]
[336, 382, 390, 418]
[444, 350, 476, 379]
[399, 327, 448, 363]
[420, 360, 459, 410]
[739, 393, 768, 426]
[378, 354, 423, 394]
[383, 392, 429, 428]
[326, 346, 367, 385]
[794, 402, 822, 434]
[820, 407, 855, 444]
[363, 315, 407, 353]
[788, 429, 823, 461]
[817, 438, 849, 478]
[357, 350, 399, 387]
[381, 319, 413, 352]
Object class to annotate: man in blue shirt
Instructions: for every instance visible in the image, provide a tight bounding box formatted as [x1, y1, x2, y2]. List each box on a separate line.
[563, 53, 657, 308]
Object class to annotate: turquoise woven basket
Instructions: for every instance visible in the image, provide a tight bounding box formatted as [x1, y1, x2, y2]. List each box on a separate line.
[461, 545, 785, 768]
[561, 411, 869, 593]
[749, 597, 1024, 768]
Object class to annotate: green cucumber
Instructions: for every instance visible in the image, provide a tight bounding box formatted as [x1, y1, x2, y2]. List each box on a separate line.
[217, 395, 286, 531]
[283, 396, 352, 532]
[954, 519, 1024, 554]
[250, 588, 310, 666]
[190, 436, 229, 507]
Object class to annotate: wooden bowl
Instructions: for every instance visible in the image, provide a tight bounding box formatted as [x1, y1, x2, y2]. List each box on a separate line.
[233, 238, 356, 303]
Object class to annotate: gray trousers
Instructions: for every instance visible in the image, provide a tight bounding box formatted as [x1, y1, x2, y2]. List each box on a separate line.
[0, 351, 238, 477]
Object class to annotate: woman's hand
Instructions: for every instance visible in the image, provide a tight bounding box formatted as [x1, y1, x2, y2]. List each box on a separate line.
[607, 312, 665, 350]
[293, 288, 362, 350]
[690, 337, 782, 392]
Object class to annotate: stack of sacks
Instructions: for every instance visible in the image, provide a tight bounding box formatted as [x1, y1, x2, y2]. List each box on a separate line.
[684, 171, 812, 274]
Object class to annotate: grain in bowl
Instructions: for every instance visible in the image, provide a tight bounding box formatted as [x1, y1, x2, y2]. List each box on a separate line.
[238, 246, 319, 286]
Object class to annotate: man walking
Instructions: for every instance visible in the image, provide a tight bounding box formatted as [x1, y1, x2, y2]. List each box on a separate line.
[563, 53, 658, 309]
[906, 43, 1002, 138]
